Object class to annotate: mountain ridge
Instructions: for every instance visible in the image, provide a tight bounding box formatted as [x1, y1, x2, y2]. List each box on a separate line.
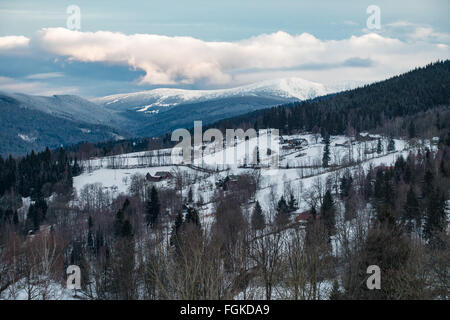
[93, 77, 333, 113]
[0, 76, 365, 155]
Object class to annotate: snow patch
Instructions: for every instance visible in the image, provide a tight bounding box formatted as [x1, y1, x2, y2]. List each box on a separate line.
[17, 133, 36, 143]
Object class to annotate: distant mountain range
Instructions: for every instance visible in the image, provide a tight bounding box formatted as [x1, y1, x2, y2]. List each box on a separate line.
[94, 77, 340, 136]
[1, 77, 340, 155]
[0, 93, 127, 156]
[93, 77, 330, 112]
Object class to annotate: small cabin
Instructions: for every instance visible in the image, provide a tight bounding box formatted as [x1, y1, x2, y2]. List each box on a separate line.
[155, 171, 173, 180]
[295, 210, 320, 223]
[146, 171, 173, 182]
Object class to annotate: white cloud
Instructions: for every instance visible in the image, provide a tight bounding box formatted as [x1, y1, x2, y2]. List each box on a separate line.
[32, 28, 450, 86]
[386, 21, 414, 28]
[409, 26, 450, 43]
[0, 35, 30, 50]
[384, 21, 450, 43]
[25, 72, 64, 80]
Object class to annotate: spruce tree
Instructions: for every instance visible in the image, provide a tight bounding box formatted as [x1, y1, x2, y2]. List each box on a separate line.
[322, 134, 331, 168]
[121, 220, 133, 238]
[275, 196, 290, 226]
[114, 208, 125, 237]
[387, 137, 395, 152]
[87, 216, 94, 251]
[376, 204, 396, 228]
[321, 190, 336, 236]
[185, 206, 200, 228]
[114, 201, 133, 238]
[376, 139, 383, 154]
[256, 146, 260, 165]
[146, 186, 160, 228]
[170, 211, 184, 247]
[329, 279, 342, 300]
[424, 188, 446, 246]
[288, 193, 298, 212]
[339, 172, 353, 199]
[27, 198, 47, 231]
[251, 201, 265, 231]
[403, 188, 421, 232]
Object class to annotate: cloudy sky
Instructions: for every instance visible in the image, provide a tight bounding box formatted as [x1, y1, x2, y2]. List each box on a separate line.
[0, 0, 449, 97]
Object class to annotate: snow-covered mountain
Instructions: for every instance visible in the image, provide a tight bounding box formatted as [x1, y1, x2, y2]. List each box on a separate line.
[93, 77, 332, 113]
[90, 77, 341, 138]
[3, 91, 124, 126]
[0, 77, 352, 154]
[0, 92, 128, 155]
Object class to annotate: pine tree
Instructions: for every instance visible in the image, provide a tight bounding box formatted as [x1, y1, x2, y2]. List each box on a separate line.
[423, 188, 446, 246]
[170, 211, 184, 247]
[72, 157, 82, 176]
[122, 198, 130, 211]
[322, 134, 331, 167]
[374, 169, 394, 207]
[387, 137, 395, 152]
[256, 146, 260, 165]
[121, 220, 133, 238]
[329, 279, 342, 300]
[27, 198, 47, 231]
[376, 139, 383, 154]
[403, 188, 421, 232]
[288, 193, 298, 212]
[251, 201, 265, 231]
[339, 171, 353, 199]
[114, 208, 125, 237]
[146, 186, 160, 228]
[376, 204, 396, 228]
[275, 196, 290, 226]
[114, 202, 133, 238]
[321, 190, 336, 236]
[185, 206, 200, 228]
[87, 216, 94, 251]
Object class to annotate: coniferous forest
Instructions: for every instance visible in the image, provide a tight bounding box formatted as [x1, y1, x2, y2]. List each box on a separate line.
[208, 61, 450, 138]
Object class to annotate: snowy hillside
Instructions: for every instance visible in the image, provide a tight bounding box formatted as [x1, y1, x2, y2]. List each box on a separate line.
[74, 131, 426, 225]
[5, 131, 440, 300]
[1, 91, 123, 126]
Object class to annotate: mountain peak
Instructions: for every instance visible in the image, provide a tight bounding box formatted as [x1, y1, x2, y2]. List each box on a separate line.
[93, 77, 332, 112]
